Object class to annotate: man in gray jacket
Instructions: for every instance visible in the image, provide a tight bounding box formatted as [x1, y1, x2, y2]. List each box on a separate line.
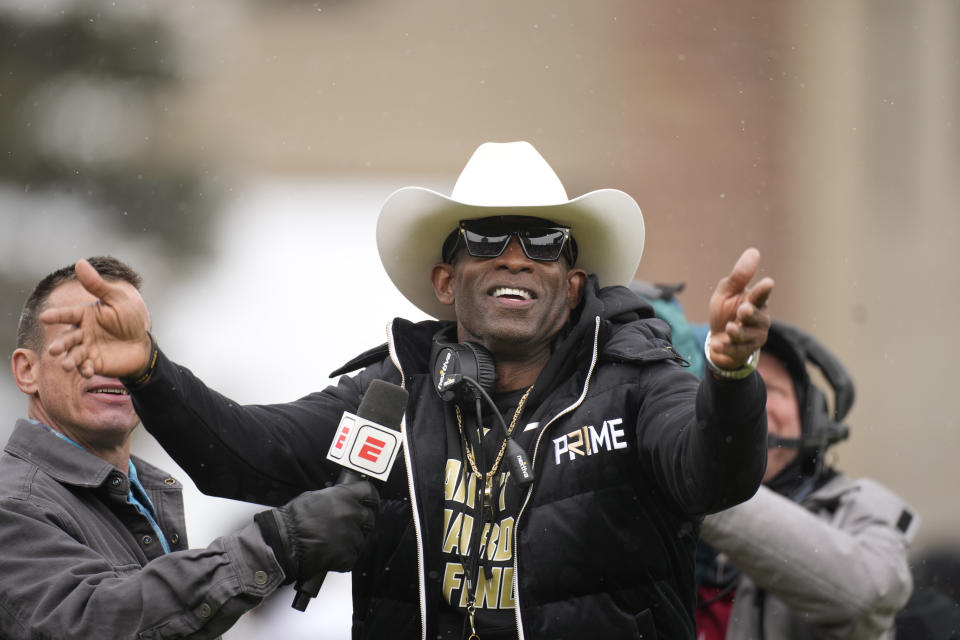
[695, 321, 919, 639]
[0, 257, 378, 640]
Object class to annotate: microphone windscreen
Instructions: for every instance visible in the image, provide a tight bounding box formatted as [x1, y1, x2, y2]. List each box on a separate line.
[355, 379, 408, 431]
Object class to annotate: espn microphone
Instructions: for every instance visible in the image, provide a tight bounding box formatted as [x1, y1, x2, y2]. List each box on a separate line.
[291, 379, 408, 611]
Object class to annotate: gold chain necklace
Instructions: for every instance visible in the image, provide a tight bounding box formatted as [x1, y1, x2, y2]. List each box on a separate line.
[455, 385, 532, 640]
[455, 385, 533, 483]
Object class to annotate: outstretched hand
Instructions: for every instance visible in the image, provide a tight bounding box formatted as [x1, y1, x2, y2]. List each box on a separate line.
[707, 248, 774, 371]
[39, 259, 152, 379]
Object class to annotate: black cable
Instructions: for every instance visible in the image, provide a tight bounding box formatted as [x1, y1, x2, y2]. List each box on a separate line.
[452, 376, 534, 639]
[461, 376, 533, 488]
[461, 376, 510, 439]
[473, 396, 492, 581]
[453, 394, 492, 640]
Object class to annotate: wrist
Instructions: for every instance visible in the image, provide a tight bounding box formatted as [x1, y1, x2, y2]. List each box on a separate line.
[254, 509, 296, 584]
[703, 332, 760, 380]
[120, 332, 158, 389]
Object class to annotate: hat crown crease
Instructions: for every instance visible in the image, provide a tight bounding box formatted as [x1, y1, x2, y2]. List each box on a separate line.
[450, 141, 570, 207]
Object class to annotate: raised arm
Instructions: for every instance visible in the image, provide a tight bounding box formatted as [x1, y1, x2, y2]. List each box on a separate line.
[638, 248, 774, 514]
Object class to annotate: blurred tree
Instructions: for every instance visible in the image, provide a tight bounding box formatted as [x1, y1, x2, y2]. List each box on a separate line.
[0, 2, 215, 258]
[0, 1, 218, 384]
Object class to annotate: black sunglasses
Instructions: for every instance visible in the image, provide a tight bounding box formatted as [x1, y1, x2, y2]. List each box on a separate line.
[442, 219, 578, 265]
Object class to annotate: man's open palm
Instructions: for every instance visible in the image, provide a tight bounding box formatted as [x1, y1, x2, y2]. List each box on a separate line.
[40, 259, 152, 379]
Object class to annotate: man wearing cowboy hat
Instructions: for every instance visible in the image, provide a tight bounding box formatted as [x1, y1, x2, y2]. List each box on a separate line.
[41, 141, 774, 640]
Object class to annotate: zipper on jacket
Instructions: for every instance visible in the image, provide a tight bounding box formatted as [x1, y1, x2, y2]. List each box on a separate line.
[665, 344, 691, 368]
[512, 316, 603, 640]
[755, 588, 767, 640]
[385, 321, 406, 390]
[385, 322, 427, 640]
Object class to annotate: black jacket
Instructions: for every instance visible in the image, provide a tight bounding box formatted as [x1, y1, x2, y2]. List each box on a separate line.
[131, 280, 767, 640]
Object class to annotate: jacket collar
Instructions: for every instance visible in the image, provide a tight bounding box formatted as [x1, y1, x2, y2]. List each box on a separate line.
[329, 319, 446, 379]
[5, 419, 122, 489]
[329, 277, 672, 390]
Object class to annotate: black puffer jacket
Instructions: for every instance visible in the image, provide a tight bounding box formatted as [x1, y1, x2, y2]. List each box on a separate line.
[131, 279, 767, 640]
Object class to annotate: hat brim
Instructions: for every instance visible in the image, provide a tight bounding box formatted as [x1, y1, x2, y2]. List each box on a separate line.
[377, 186, 645, 321]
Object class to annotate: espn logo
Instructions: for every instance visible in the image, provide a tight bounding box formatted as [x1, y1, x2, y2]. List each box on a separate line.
[327, 412, 401, 481]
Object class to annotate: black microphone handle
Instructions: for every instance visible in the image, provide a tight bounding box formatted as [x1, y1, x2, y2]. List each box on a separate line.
[290, 378, 408, 612]
[291, 468, 362, 611]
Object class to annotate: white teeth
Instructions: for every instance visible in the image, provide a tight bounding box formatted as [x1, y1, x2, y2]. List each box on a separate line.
[92, 388, 128, 395]
[493, 287, 532, 300]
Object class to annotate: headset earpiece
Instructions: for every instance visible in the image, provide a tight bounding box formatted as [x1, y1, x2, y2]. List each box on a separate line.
[767, 321, 854, 455]
[798, 333, 855, 423]
[430, 330, 497, 402]
[801, 386, 848, 447]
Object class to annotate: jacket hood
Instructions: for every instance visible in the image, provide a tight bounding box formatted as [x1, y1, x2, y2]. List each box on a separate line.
[526, 275, 671, 411]
[584, 274, 657, 324]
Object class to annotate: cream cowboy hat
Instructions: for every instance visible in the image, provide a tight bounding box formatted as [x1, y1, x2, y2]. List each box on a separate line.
[376, 141, 645, 320]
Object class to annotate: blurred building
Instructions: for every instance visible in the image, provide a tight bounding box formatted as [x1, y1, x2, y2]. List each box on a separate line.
[153, 0, 960, 543]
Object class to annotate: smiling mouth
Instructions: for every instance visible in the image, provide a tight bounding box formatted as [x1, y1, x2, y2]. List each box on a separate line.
[492, 287, 534, 301]
[89, 386, 129, 396]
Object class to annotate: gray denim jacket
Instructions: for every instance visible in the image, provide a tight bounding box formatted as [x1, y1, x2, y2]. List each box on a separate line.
[0, 419, 285, 640]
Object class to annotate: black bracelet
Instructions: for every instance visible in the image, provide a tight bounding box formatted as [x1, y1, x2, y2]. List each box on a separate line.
[120, 331, 159, 389]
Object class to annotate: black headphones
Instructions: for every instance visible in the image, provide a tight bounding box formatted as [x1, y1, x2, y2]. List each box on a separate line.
[764, 320, 854, 460]
[429, 327, 497, 402]
[429, 327, 533, 488]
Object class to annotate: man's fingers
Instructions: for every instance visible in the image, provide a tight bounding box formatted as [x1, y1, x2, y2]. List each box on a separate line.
[38, 306, 85, 329]
[59, 343, 87, 372]
[75, 259, 115, 302]
[724, 320, 762, 344]
[47, 325, 88, 357]
[725, 320, 768, 345]
[709, 330, 755, 367]
[714, 324, 765, 364]
[46, 326, 90, 373]
[708, 249, 773, 370]
[80, 359, 96, 378]
[715, 248, 761, 297]
[736, 298, 773, 327]
[746, 276, 775, 310]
